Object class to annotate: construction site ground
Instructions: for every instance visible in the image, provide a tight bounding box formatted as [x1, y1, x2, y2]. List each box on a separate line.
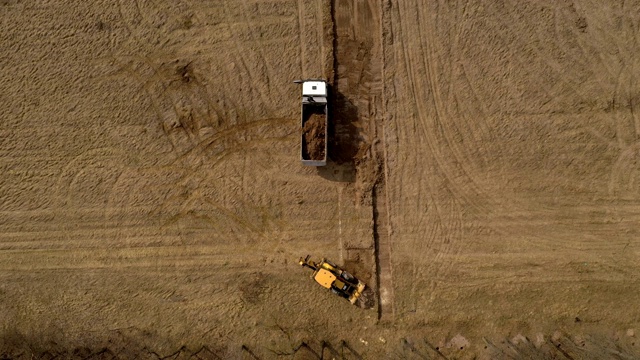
[1, 0, 639, 359]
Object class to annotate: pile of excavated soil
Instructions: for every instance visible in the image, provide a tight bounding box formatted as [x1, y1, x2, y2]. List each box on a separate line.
[302, 112, 326, 160]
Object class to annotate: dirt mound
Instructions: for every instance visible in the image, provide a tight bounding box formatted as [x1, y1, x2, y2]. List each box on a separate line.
[356, 287, 376, 309]
[302, 112, 326, 160]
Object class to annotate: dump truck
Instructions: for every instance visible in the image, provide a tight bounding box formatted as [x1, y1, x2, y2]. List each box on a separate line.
[299, 255, 366, 305]
[293, 79, 328, 166]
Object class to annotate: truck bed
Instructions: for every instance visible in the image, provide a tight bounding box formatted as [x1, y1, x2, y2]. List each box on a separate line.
[301, 103, 327, 166]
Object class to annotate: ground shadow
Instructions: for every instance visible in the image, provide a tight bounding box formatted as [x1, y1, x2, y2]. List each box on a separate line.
[316, 88, 363, 182]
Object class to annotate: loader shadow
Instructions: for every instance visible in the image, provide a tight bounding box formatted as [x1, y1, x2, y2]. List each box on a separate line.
[316, 89, 362, 183]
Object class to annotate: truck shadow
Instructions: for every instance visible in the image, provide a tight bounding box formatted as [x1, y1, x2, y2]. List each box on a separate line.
[316, 89, 362, 182]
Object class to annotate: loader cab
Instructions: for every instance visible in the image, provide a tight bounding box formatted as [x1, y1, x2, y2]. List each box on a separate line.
[330, 279, 354, 299]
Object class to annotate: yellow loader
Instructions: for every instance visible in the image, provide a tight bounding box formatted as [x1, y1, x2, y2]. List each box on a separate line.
[299, 255, 366, 305]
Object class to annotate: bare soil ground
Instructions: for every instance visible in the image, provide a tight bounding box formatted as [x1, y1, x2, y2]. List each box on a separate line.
[1, 0, 639, 359]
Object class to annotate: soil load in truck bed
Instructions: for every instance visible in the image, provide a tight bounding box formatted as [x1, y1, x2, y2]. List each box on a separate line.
[302, 106, 326, 161]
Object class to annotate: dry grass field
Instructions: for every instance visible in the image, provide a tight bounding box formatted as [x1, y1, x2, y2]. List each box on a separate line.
[1, 0, 639, 358]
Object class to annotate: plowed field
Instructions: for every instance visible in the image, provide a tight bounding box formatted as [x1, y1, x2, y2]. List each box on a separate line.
[1, 0, 639, 359]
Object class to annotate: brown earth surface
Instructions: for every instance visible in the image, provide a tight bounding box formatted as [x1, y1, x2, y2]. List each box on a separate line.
[1, 0, 640, 359]
[302, 111, 325, 160]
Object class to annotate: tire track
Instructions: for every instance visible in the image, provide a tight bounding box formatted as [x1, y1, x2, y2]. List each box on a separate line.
[384, 0, 440, 313]
[403, 0, 634, 255]
[54, 147, 137, 241]
[448, 2, 498, 174]
[296, 0, 307, 77]
[396, 0, 471, 216]
[609, 142, 640, 198]
[394, 1, 481, 214]
[556, 3, 618, 94]
[417, 2, 495, 212]
[0, 248, 290, 271]
[486, 1, 606, 111]
[115, 0, 188, 52]
[554, 3, 640, 201]
[106, 47, 288, 165]
[416, 1, 549, 220]
[296, 0, 326, 78]
[384, 5, 640, 318]
[116, 0, 146, 49]
[420, 2, 552, 225]
[85, 39, 298, 246]
[106, 54, 209, 155]
[219, 3, 276, 116]
[387, 0, 511, 315]
[156, 120, 297, 244]
[235, 0, 288, 103]
[332, 0, 390, 319]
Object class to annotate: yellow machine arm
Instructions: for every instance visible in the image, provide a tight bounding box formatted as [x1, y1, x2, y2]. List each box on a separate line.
[299, 255, 319, 271]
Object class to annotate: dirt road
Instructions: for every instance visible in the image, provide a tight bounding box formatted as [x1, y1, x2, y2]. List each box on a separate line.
[1, 0, 639, 358]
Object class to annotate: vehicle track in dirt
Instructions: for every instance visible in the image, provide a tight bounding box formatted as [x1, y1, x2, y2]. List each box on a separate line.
[330, 0, 394, 321]
[381, 1, 468, 315]
[383, 0, 640, 340]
